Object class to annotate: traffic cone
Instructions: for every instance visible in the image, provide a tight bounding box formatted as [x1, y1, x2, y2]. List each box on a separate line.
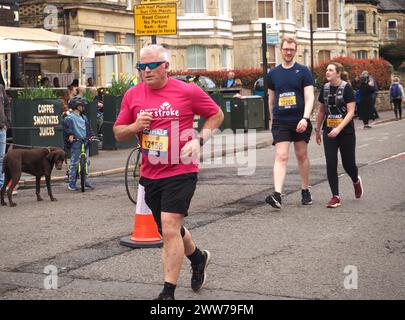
[120, 184, 163, 248]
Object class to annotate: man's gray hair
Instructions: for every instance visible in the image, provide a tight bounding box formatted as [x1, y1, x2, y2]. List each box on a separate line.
[140, 45, 169, 61]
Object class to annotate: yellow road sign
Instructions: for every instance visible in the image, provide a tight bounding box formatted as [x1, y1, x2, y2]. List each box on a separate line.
[135, 3, 177, 36]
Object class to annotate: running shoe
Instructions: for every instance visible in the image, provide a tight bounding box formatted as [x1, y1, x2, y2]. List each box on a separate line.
[68, 184, 79, 191]
[353, 176, 364, 199]
[265, 192, 282, 209]
[327, 196, 341, 208]
[191, 250, 211, 292]
[301, 189, 313, 205]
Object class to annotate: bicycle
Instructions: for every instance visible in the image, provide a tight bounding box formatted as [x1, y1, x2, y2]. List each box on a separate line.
[67, 137, 100, 192]
[124, 145, 142, 204]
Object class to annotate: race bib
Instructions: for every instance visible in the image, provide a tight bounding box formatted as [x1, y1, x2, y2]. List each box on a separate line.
[326, 115, 343, 128]
[142, 129, 169, 157]
[278, 92, 297, 110]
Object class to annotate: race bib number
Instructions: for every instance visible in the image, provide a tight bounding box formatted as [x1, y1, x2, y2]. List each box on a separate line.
[142, 129, 169, 157]
[278, 92, 297, 109]
[326, 115, 343, 128]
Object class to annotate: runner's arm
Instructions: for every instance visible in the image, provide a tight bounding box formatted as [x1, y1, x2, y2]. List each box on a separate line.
[199, 109, 224, 144]
[303, 85, 315, 119]
[315, 103, 325, 145]
[268, 89, 275, 121]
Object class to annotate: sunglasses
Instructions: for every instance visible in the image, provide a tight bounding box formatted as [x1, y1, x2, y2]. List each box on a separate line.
[136, 61, 166, 71]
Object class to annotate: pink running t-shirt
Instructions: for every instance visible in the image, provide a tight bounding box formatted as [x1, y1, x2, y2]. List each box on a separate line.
[114, 78, 220, 179]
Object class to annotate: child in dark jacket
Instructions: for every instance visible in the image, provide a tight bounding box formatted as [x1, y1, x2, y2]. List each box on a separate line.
[63, 96, 95, 191]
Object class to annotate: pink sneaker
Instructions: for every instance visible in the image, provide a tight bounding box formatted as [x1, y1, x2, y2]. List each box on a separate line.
[327, 196, 341, 208]
[353, 176, 363, 199]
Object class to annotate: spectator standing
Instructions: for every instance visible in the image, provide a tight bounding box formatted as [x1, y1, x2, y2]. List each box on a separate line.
[389, 77, 405, 120]
[221, 71, 236, 88]
[53, 77, 61, 88]
[358, 70, 376, 129]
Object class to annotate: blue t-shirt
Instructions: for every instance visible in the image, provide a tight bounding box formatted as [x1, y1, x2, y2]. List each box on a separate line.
[267, 62, 314, 124]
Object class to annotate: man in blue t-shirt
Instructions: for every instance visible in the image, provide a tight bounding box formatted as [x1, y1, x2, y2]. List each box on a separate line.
[265, 37, 315, 209]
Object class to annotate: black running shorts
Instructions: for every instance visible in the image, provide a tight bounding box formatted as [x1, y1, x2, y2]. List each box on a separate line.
[140, 173, 198, 235]
[271, 121, 313, 145]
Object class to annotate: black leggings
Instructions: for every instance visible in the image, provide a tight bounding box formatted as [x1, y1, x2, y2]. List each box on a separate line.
[323, 131, 359, 196]
[393, 99, 402, 119]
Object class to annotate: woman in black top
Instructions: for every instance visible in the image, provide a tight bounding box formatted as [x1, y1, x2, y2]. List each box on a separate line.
[315, 62, 364, 208]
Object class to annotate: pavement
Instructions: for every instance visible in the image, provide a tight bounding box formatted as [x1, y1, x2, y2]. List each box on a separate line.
[17, 110, 398, 188]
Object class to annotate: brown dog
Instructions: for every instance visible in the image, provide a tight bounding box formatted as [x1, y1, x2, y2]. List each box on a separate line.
[1, 147, 66, 207]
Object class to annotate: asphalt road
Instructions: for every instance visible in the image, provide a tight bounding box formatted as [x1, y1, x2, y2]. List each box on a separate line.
[0, 119, 404, 300]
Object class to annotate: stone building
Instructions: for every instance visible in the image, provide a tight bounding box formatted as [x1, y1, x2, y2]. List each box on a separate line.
[19, 0, 135, 86]
[378, 0, 405, 46]
[16, 0, 405, 86]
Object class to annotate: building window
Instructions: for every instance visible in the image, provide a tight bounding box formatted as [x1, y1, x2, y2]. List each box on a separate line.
[304, 49, 309, 66]
[285, 0, 292, 20]
[258, 0, 274, 19]
[187, 45, 206, 70]
[104, 32, 118, 86]
[374, 50, 378, 58]
[220, 47, 229, 70]
[267, 45, 276, 68]
[126, 0, 133, 10]
[318, 50, 330, 63]
[219, 0, 228, 17]
[372, 12, 377, 35]
[388, 20, 397, 40]
[185, 0, 204, 14]
[355, 50, 368, 59]
[84, 30, 96, 84]
[124, 34, 135, 77]
[355, 10, 366, 33]
[339, 0, 344, 30]
[317, 0, 329, 28]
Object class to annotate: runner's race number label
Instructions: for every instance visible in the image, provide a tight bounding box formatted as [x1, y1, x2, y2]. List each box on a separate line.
[142, 129, 169, 157]
[326, 114, 343, 128]
[278, 92, 297, 110]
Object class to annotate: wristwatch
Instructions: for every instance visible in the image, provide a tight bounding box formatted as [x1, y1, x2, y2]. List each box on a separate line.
[303, 117, 310, 122]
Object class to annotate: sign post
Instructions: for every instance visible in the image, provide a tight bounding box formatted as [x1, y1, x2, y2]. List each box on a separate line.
[266, 21, 280, 45]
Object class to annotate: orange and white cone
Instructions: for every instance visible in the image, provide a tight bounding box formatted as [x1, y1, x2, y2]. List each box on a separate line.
[120, 184, 163, 248]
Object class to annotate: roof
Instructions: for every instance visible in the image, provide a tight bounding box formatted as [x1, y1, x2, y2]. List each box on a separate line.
[378, 0, 405, 11]
[0, 26, 134, 56]
[0, 26, 60, 46]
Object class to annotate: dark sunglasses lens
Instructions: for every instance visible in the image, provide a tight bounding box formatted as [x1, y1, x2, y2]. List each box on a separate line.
[137, 62, 164, 70]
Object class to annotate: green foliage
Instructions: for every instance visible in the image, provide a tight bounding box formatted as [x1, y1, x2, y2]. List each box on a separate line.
[16, 74, 57, 99]
[106, 73, 137, 96]
[380, 40, 405, 70]
[83, 88, 96, 104]
[17, 87, 57, 100]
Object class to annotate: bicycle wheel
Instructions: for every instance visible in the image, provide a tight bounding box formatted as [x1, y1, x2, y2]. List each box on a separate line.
[79, 154, 87, 193]
[125, 147, 141, 205]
